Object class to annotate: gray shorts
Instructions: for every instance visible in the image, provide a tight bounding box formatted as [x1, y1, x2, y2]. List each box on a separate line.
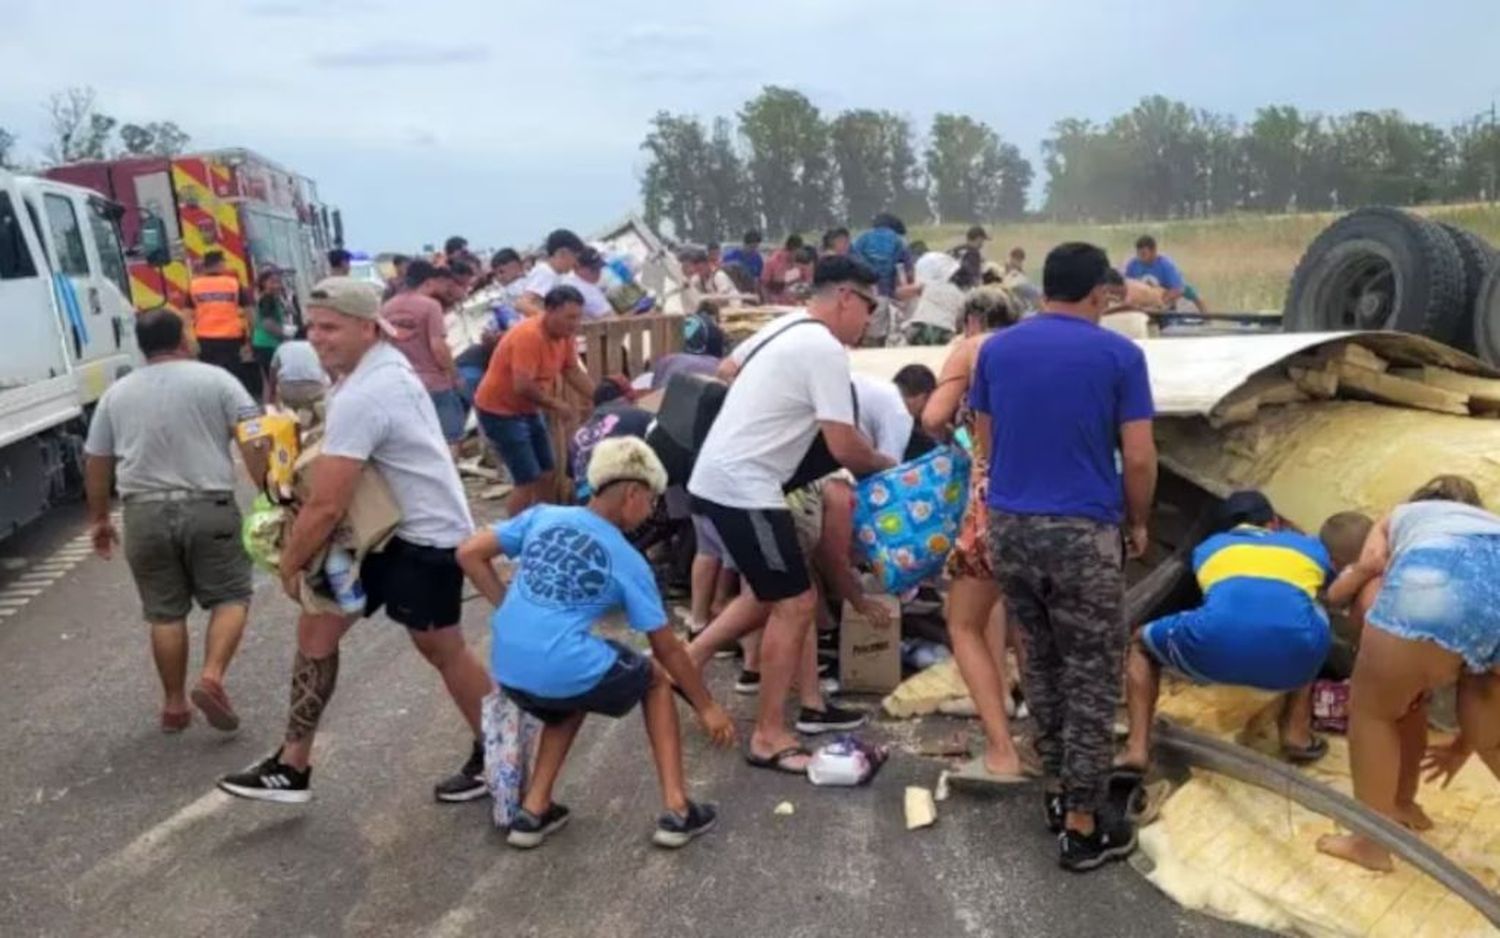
[123, 494, 253, 623]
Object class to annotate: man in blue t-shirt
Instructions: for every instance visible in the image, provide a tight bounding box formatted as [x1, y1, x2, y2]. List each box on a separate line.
[1119, 491, 1336, 775]
[456, 437, 735, 850]
[721, 229, 765, 283]
[1123, 235, 1208, 313]
[851, 212, 912, 298]
[970, 241, 1158, 873]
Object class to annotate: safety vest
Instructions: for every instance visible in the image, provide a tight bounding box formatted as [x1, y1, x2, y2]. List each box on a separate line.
[190, 274, 245, 339]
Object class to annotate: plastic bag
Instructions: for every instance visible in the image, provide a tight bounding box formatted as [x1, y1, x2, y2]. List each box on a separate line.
[853, 445, 970, 594]
[807, 735, 890, 787]
[482, 690, 541, 828]
[241, 493, 286, 572]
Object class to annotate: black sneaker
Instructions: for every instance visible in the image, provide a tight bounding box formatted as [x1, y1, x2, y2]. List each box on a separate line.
[1043, 791, 1064, 834]
[434, 739, 488, 803]
[1058, 812, 1138, 872]
[734, 670, 761, 694]
[652, 801, 718, 849]
[795, 703, 866, 734]
[218, 752, 311, 805]
[507, 803, 571, 849]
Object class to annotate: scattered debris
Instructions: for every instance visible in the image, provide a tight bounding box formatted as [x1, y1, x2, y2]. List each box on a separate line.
[457, 459, 504, 482]
[772, 801, 795, 817]
[882, 659, 968, 719]
[915, 730, 971, 758]
[904, 786, 937, 830]
[934, 772, 951, 802]
[479, 483, 514, 501]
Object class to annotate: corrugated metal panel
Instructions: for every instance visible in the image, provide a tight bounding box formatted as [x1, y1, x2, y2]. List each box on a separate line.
[850, 329, 1496, 417]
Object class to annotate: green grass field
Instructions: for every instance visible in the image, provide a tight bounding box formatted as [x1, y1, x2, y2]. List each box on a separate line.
[913, 204, 1500, 312]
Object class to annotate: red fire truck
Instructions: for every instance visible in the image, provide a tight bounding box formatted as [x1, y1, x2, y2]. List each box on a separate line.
[44, 148, 340, 315]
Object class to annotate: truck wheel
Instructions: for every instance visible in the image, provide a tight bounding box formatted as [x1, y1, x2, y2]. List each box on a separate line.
[1473, 266, 1500, 366]
[1437, 222, 1496, 354]
[1283, 207, 1467, 344]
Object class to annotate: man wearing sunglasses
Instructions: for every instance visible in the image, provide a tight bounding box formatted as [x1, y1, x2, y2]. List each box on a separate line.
[689, 255, 895, 775]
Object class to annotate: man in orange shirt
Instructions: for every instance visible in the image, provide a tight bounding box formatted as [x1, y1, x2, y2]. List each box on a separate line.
[188, 250, 256, 395]
[474, 285, 594, 516]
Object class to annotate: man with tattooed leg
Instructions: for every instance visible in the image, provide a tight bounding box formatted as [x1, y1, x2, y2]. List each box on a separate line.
[218, 278, 493, 804]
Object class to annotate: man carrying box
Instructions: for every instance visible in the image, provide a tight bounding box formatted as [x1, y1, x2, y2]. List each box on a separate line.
[218, 277, 494, 805]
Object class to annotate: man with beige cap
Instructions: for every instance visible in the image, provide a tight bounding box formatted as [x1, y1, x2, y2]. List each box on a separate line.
[219, 277, 494, 805]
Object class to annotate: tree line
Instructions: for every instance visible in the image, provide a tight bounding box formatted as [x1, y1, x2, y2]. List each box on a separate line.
[0, 86, 192, 171]
[640, 88, 1500, 239]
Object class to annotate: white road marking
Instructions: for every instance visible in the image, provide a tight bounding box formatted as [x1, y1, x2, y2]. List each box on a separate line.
[0, 588, 44, 598]
[78, 789, 236, 899]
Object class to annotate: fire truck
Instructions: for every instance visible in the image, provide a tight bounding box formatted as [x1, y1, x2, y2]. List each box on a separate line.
[43, 148, 341, 315]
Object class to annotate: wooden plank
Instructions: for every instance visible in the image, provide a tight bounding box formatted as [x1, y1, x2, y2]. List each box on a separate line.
[1407, 365, 1500, 405]
[1319, 342, 1390, 373]
[1333, 362, 1470, 415]
[1288, 365, 1338, 399]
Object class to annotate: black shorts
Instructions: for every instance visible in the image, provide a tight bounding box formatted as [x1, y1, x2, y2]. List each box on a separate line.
[359, 537, 463, 631]
[690, 496, 810, 602]
[506, 641, 653, 725]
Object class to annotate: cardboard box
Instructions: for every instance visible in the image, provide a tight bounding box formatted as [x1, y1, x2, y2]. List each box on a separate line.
[839, 596, 902, 694]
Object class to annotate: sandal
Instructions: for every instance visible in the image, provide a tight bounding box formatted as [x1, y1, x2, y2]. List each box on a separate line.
[745, 745, 811, 775]
[948, 757, 1030, 788]
[1282, 735, 1329, 765]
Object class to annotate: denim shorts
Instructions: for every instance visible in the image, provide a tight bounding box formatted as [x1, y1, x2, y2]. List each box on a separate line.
[478, 410, 554, 485]
[430, 389, 467, 443]
[1368, 538, 1500, 673]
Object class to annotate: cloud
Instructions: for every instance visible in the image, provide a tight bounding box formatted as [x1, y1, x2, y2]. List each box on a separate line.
[312, 42, 490, 69]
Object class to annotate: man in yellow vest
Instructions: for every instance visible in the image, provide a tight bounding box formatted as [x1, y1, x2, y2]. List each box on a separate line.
[188, 250, 256, 395]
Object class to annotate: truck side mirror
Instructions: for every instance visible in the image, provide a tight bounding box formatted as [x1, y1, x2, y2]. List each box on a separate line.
[138, 215, 170, 268]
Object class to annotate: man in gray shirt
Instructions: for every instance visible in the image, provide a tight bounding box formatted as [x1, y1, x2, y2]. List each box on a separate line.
[219, 277, 492, 806]
[85, 309, 268, 734]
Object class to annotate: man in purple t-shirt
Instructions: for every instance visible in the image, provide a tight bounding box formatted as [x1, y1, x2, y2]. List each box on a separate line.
[970, 241, 1158, 873]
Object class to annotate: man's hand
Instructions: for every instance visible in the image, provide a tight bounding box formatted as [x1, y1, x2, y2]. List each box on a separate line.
[1421, 738, 1472, 789]
[90, 518, 119, 559]
[1127, 523, 1149, 560]
[696, 702, 736, 748]
[855, 596, 893, 631]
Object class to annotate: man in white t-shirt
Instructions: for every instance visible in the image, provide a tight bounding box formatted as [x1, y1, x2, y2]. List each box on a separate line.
[516, 228, 586, 319]
[688, 256, 895, 774]
[563, 247, 617, 320]
[219, 277, 494, 807]
[852, 372, 916, 462]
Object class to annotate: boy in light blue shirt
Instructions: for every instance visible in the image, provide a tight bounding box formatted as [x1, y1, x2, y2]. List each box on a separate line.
[457, 437, 734, 850]
[1123, 234, 1208, 313]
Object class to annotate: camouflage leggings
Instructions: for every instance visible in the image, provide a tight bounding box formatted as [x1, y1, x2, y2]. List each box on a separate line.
[989, 512, 1125, 814]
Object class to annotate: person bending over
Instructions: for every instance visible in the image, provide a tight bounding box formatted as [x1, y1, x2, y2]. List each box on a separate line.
[457, 438, 735, 849]
[1120, 491, 1340, 773]
[1317, 475, 1500, 871]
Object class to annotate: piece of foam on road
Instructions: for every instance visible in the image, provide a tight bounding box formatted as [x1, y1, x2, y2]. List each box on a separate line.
[1139, 682, 1500, 937]
[882, 659, 968, 718]
[905, 787, 936, 830]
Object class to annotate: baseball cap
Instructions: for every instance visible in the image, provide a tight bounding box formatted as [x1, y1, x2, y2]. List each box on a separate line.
[587, 437, 668, 496]
[308, 276, 393, 335]
[967, 225, 989, 242]
[1218, 490, 1275, 529]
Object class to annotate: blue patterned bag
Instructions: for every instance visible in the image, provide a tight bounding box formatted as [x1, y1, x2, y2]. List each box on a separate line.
[482, 690, 541, 829]
[853, 445, 971, 593]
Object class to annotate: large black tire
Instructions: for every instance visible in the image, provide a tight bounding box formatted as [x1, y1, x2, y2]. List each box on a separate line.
[1473, 266, 1500, 366]
[1283, 206, 1467, 344]
[1437, 222, 1497, 353]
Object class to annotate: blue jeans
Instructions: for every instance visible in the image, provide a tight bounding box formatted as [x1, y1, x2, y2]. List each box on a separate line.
[430, 389, 467, 443]
[478, 410, 554, 485]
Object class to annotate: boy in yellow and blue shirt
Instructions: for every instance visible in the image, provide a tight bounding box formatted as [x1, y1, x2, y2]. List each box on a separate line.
[1120, 491, 1338, 771]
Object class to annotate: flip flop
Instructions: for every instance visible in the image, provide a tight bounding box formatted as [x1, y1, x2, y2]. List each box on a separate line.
[745, 745, 811, 775]
[1281, 735, 1329, 765]
[948, 757, 1030, 788]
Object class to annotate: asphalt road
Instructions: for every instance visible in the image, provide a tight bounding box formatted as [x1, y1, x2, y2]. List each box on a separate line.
[0, 495, 1266, 938]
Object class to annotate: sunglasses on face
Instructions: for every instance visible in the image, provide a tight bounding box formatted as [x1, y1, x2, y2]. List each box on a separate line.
[844, 285, 878, 314]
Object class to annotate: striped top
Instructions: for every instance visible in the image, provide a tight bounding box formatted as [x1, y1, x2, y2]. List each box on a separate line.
[1193, 525, 1333, 623]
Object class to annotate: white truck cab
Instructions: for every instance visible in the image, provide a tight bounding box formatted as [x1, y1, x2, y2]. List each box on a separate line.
[0, 168, 141, 539]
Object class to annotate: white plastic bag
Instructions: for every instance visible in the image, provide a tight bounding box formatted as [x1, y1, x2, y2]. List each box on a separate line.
[806, 735, 890, 787]
[481, 690, 541, 828]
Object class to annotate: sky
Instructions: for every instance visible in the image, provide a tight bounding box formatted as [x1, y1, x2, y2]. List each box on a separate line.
[4, 0, 1498, 252]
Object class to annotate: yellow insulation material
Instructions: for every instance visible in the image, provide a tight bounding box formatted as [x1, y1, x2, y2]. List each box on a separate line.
[1142, 683, 1500, 937]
